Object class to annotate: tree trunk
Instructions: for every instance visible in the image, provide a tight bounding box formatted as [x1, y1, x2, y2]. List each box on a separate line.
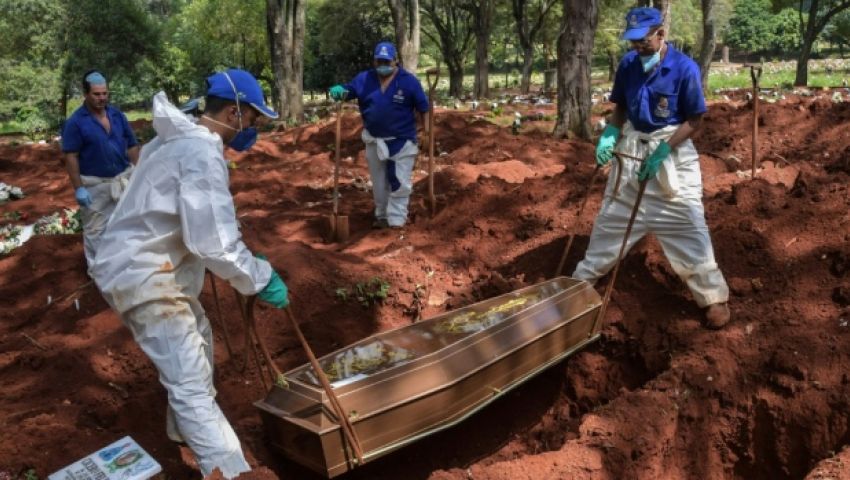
[607, 49, 617, 81]
[656, 0, 671, 36]
[421, 0, 474, 98]
[266, 0, 305, 122]
[520, 46, 534, 93]
[698, 0, 716, 92]
[388, 0, 421, 72]
[447, 58, 464, 97]
[794, 0, 822, 87]
[472, 0, 494, 99]
[554, 0, 598, 140]
[795, 34, 814, 86]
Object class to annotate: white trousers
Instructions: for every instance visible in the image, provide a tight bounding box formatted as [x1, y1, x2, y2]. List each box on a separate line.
[363, 134, 418, 227]
[122, 298, 250, 478]
[572, 123, 729, 308]
[80, 166, 132, 266]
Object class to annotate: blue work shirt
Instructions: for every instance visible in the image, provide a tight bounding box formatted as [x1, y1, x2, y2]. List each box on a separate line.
[344, 68, 429, 155]
[610, 44, 706, 133]
[61, 104, 138, 177]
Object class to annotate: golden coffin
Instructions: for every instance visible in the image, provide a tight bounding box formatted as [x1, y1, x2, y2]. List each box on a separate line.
[255, 276, 602, 477]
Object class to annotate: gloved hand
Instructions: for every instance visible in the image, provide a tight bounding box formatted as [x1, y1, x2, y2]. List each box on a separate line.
[595, 124, 620, 166]
[329, 85, 348, 102]
[75, 186, 92, 207]
[256, 254, 289, 308]
[638, 141, 672, 181]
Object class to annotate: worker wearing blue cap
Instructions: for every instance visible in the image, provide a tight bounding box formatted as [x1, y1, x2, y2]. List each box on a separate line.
[90, 69, 287, 478]
[329, 41, 430, 229]
[572, 7, 731, 328]
[62, 70, 140, 265]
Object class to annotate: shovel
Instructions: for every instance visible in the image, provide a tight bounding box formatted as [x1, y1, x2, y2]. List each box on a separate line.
[745, 62, 763, 180]
[425, 67, 440, 216]
[554, 165, 601, 278]
[591, 153, 649, 334]
[328, 101, 350, 242]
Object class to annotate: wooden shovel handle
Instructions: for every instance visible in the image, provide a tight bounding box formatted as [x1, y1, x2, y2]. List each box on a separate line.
[283, 307, 364, 464]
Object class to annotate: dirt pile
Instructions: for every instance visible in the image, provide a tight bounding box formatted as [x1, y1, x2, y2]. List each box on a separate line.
[2, 97, 850, 479]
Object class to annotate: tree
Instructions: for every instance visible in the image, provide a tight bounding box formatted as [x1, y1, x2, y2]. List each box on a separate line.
[164, 0, 270, 101]
[785, 0, 850, 85]
[698, 0, 716, 90]
[512, 0, 558, 93]
[304, 0, 390, 91]
[388, 0, 421, 72]
[465, 0, 496, 99]
[594, 0, 632, 81]
[421, 0, 475, 97]
[267, 0, 306, 121]
[554, 0, 599, 140]
[724, 0, 775, 54]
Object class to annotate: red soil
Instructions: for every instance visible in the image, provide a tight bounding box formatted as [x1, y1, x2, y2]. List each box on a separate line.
[2, 95, 850, 479]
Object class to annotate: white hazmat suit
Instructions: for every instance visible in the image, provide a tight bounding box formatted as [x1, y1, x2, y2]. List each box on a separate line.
[79, 165, 133, 265]
[573, 121, 729, 308]
[90, 92, 272, 478]
[361, 129, 418, 227]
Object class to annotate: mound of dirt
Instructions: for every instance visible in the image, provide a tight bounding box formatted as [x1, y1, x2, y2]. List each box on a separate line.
[3, 98, 850, 480]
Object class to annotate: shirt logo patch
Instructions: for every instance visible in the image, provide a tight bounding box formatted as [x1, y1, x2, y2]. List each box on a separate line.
[654, 96, 670, 118]
[393, 89, 405, 103]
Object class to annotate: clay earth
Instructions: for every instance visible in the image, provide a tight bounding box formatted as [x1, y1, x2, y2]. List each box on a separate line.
[2, 93, 850, 480]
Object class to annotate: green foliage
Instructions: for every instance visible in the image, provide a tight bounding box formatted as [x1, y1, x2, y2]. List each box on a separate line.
[15, 106, 57, 141]
[23, 469, 38, 480]
[725, 0, 776, 52]
[771, 8, 801, 52]
[725, 0, 802, 54]
[304, 0, 390, 90]
[336, 277, 391, 308]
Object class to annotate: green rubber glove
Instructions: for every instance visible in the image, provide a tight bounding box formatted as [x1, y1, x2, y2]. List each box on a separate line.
[638, 141, 672, 181]
[595, 124, 620, 166]
[329, 85, 348, 101]
[256, 254, 289, 308]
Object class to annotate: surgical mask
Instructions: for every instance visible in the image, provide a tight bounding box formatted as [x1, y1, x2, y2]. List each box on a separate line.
[640, 46, 662, 73]
[376, 65, 395, 77]
[640, 51, 660, 72]
[201, 112, 258, 152]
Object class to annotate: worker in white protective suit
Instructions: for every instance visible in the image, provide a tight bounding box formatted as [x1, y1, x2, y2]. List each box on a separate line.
[573, 7, 731, 329]
[62, 70, 140, 265]
[329, 41, 430, 229]
[90, 69, 289, 478]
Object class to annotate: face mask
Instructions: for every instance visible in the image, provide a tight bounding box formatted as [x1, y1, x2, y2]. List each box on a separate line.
[206, 71, 260, 151]
[640, 43, 662, 73]
[201, 111, 258, 152]
[229, 126, 257, 151]
[376, 65, 395, 77]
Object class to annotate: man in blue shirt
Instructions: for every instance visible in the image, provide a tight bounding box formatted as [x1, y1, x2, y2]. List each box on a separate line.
[329, 41, 430, 229]
[573, 8, 731, 328]
[62, 70, 139, 265]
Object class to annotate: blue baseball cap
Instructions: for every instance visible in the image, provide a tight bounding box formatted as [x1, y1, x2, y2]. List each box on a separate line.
[622, 7, 663, 41]
[374, 42, 397, 61]
[206, 68, 278, 119]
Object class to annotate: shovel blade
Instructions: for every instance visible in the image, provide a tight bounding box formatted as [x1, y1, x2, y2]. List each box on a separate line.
[326, 214, 350, 242]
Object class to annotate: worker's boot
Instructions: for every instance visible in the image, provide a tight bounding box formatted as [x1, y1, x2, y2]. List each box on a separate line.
[372, 218, 389, 229]
[705, 303, 731, 329]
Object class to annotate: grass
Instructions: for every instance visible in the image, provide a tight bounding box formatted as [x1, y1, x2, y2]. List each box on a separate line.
[0, 121, 23, 135]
